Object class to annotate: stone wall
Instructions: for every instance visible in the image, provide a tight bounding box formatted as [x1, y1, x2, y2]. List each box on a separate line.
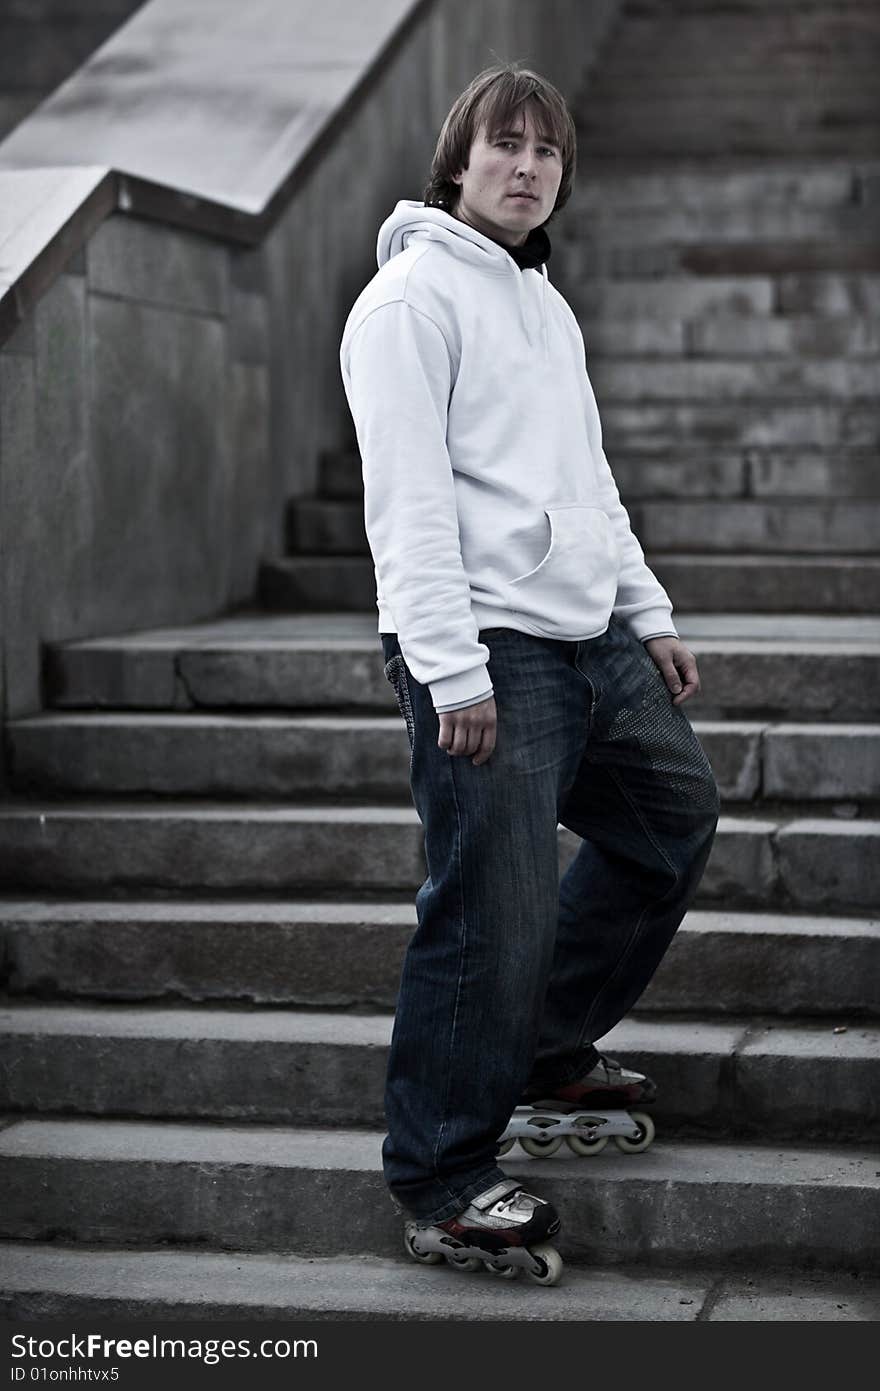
[0, 0, 146, 141]
[0, 0, 619, 753]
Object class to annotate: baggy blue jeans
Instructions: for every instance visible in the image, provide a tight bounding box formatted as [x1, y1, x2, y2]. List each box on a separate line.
[380, 615, 721, 1224]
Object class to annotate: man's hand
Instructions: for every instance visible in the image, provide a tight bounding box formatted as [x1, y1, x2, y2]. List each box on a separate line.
[437, 695, 497, 766]
[643, 636, 700, 706]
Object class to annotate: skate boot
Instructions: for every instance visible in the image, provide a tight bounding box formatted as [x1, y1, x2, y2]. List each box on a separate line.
[498, 1055, 656, 1158]
[403, 1178, 563, 1285]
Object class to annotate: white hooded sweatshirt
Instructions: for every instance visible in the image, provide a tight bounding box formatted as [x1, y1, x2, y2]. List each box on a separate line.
[339, 200, 677, 713]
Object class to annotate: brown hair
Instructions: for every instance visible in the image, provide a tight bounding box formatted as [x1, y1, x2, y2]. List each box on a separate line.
[423, 63, 577, 222]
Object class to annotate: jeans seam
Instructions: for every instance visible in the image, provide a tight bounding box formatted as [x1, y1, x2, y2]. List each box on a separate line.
[574, 765, 682, 1052]
[430, 747, 468, 1194]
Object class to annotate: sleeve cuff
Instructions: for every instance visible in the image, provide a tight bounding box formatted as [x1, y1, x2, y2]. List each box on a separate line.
[434, 686, 494, 713]
[626, 609, 679, 643]
[429, 663, 493, 712]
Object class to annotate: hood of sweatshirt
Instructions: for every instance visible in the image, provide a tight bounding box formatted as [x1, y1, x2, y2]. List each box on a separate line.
[376, 198, 550, 273]
[376, 198, 552, 356]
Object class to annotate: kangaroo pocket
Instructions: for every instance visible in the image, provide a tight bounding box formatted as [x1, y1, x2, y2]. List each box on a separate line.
[503, 504, 620, 635]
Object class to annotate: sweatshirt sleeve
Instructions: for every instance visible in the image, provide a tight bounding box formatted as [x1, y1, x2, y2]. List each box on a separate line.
[340, 299, 493, 711]
[581, 371, 679, 644]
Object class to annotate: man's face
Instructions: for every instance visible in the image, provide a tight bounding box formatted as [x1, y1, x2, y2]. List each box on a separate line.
[451, 104, 563, 247]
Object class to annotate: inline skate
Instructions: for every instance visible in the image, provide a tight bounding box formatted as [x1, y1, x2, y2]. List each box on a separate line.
[498, 1054, 656, 1158]
[403, 1178, 563, 1284]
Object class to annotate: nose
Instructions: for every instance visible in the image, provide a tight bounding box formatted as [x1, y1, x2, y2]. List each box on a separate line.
[516, 148, 538, 180]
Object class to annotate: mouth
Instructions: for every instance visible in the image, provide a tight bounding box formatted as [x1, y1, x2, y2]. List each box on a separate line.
[508, 193, 537, 202]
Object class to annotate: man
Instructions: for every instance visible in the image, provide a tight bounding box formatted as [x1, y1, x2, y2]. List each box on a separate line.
[339, 63, 720, 1279]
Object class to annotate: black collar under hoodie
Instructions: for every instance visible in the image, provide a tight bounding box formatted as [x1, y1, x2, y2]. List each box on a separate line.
[339, 200, 678, 715]
[479, 221, 552, 272]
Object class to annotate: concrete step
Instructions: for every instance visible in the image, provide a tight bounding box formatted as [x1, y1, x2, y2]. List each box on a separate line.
[288, 495, 880, 557]
[323, 448, 880, 503]
[590, 356, 880, 400]
[576, 237, 880, 276]
[565, 204, 880, 252]
[0, 1005, 876, 1141]
[7, 713, 880, 805]
[587, 73, 880, 104]
[259, 551, 880, 616]
[601, 10, 880, 62]
[575, 316, 880, 359]
[632, 500, 880, 553]
[4, 1243, 878, 1320]
[2, 899, 875, 1018]
[575, 120, 880, 161]
[259, 554, 372, 610]
[600, 400, 880, 449]
[618, 0, 879, 15]
[573, 162, 880, 211]
[0, 800, 876, 910]
[649, 554, 880, 614]
[573, 274, 880, 320]
[1, 1118, 876, 1270]
[615, 451, 880, 499]
[43, 611, 880, 716]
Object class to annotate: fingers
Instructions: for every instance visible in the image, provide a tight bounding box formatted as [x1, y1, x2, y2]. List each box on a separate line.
[437, 700, 497, 764]
[670, 651, 700, 705]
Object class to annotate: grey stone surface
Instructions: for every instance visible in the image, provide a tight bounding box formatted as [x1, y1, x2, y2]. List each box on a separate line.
[0, 1243, 714, 1321]
[225, 361, 275, 600]
[24, 712, 868, 806]
[682, 817, 778, 907]
[634, 500, 880, 554]
[3, 1003, 876, 1138]
[9, 713, 832, 804]
[593, 359, 880, 403]
[0, 802, 426, 893]
[7, 712, 412, 798]
[0, 898, 416, 1008]
[640, 910, 880, 1018]
[574, 276, 775, 320]
[87, 292, 231, 624]
[260, 555, 378, 611]
[776, 273, 880, 316]
[228, 288, 270, 364]
[38, 613, 880, 716]
[777, 820, 880, 911]
[1, 1120, 877, 1269]
[2, 900, 876, 1017]
[573, 165, 864, 212]
[688, 315, 880, 359]
[747, 450, 880, 498]
[602, 402, 880, 451]
[651, 556, 880, 616]
[86, 214, 229, 316]
[0, 350, 39, 725]
[764, 725, 880, 800]
[736, 1023, 880, 1141]
[4, 1243, 878, 1320]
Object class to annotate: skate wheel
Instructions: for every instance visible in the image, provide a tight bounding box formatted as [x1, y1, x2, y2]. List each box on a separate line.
[495, 1137, 516, 1156]
[403, 1228, 443, 1265]
[446, 1252, 482, 1272]
[614, 1111, 655, 1154]
[525, 1242, 564, 1286]
[517, 1112, 558, 1157]
[485, 1259, 519, 1279]
[566, 1132, 608, 1156]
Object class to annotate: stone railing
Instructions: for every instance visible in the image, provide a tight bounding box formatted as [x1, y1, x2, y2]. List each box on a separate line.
[0, 0, 620, 738]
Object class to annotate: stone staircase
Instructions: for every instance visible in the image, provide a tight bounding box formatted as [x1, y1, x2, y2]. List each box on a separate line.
[2, 0, 880, 1320]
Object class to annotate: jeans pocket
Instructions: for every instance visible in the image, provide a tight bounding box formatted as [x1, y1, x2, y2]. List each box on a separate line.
[384, 653, 416, 768]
